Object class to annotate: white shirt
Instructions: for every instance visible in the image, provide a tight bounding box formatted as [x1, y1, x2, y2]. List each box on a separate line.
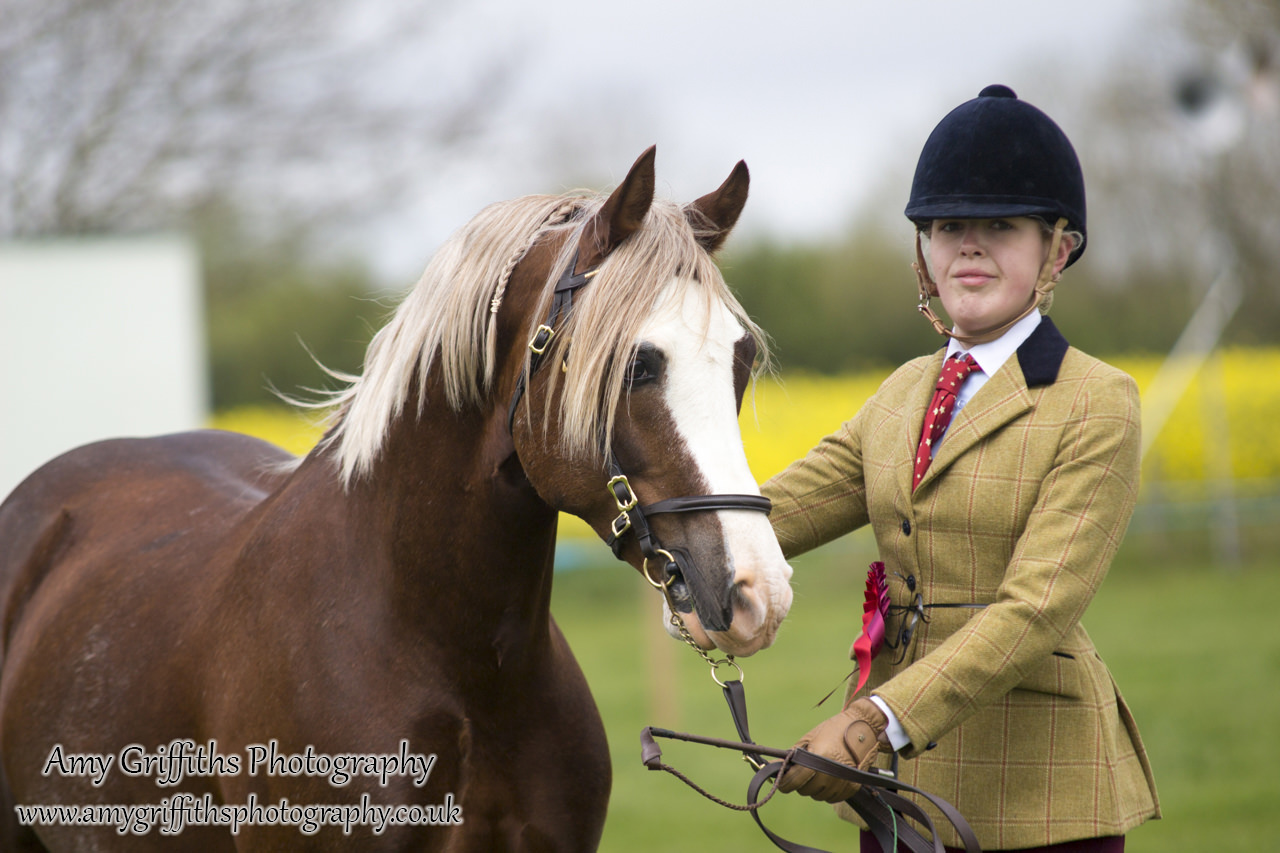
[872, 310, 1043, 751]
[925, 311, 1043, 456]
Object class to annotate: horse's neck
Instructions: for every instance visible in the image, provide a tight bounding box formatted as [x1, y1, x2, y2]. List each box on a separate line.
[298, 395, 561, 662]
[384, 398, 553, 544]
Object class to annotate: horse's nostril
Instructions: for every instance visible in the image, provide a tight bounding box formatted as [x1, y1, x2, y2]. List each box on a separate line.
[668, 572, 693, 613]
[694, 578, 735, 633]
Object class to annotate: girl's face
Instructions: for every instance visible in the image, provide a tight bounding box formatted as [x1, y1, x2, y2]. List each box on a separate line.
[927, 217, 1071, 338]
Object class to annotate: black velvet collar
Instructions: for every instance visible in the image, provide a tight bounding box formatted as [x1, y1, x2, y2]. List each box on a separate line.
[1016, 316, 1070, 388]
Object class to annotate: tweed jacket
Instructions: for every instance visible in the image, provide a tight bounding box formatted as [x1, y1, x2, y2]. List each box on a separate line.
[762, 318, 1160, 850]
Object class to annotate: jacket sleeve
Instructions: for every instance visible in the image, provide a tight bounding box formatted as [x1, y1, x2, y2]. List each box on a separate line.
[875, 367, 1142, 757]
[760, 411, 871, 560]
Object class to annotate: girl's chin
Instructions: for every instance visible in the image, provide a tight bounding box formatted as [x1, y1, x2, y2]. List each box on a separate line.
[950, 312, 1019, 337]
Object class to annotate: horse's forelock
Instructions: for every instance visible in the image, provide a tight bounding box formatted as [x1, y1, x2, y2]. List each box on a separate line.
[320, 191, 765, 487]
[537, 199, 767, 463]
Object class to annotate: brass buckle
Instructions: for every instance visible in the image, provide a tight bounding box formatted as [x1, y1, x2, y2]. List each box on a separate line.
[606, 474, 638, 512]
[529, 324, 555, 354]
[611, 512, 632, 539]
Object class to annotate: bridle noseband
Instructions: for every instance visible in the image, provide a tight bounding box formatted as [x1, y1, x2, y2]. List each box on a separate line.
[505, 240, 772, 625]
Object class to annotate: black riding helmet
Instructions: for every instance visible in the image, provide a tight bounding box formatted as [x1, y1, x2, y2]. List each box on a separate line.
[905, 84, 1087, 266]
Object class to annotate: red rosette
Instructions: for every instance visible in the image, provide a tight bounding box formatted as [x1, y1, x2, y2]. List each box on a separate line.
[850, 561, 890, 696]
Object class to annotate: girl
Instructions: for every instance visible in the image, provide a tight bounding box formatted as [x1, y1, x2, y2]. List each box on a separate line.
[769, 85, 1161, 853]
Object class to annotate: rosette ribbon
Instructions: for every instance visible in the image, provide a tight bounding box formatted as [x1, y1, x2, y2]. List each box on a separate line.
[850, 561, 891, 696]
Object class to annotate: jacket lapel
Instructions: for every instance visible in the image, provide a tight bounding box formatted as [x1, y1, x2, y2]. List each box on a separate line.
[912, 318, 1070, 494]
[927, 360, 1032, 479]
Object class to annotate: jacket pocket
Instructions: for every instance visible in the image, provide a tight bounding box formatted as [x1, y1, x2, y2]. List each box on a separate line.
[1012, 651, 1084, 699]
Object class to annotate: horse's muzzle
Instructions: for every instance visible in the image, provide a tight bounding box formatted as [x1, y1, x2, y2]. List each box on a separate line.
[665, 547, 733, 633]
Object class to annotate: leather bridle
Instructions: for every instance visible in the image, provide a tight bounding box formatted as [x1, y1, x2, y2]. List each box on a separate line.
[506, 241, 772, 627]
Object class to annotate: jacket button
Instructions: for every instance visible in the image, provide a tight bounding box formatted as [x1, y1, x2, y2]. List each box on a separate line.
[901, 519, 911, 535]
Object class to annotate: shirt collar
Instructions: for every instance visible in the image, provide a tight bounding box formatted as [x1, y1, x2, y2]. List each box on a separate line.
[945, 310, 1042, 377]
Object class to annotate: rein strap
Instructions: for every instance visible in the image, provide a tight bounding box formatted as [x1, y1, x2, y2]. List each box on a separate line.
[641, 678, 982, 853]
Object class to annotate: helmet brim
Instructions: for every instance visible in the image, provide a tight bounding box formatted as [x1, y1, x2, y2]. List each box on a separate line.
[905, 198, 1087, 266]
[906, 196, 1071, 223]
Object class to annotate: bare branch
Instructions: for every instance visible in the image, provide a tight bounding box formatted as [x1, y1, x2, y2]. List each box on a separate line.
[0, 0, 518, 238]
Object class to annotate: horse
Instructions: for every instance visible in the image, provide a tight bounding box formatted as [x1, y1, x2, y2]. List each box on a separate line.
[0, 146, 794, 851]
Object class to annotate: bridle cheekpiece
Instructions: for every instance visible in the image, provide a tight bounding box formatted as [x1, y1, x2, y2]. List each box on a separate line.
[505, 239, 772, 630]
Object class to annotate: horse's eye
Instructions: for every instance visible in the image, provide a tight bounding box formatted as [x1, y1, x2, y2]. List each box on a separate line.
[627, 357, 654, 387]
[626, 345, 663, 389]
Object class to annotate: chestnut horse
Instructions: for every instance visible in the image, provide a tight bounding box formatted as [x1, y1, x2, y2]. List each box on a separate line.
[0, 147, 793, 851]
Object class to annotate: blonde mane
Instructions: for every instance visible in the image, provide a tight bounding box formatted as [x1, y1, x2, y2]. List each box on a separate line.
[319, 190, 766, 487]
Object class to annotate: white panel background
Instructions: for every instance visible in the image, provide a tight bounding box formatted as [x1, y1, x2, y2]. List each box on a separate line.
[0, 235, 206, 499]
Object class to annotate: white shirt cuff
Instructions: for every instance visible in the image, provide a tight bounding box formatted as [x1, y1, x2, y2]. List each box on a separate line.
[868, 695, 911, 752]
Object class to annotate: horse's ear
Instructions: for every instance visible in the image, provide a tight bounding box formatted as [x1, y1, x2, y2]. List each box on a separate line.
[577, 146, 656, 272]
[686, 160, 749, 254]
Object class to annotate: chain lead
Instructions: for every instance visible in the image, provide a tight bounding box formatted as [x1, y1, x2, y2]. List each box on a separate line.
[644, 550, 743, 686]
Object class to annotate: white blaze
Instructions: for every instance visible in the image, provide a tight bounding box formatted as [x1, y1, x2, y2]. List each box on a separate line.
[638, 282, 793, 655]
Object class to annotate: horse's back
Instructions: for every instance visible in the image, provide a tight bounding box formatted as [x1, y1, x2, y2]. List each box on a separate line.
[0, 429, 293, 648]
[2, 428, 291, 519]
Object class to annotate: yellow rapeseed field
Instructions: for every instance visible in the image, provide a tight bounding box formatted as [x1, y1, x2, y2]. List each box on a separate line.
[741, 348, 1280, 487]
[209, 405, 330, 458]
[211, 347, 1280, 538]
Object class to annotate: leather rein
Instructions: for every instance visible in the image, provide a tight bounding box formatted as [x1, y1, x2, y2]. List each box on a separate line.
[641, 690, 982, 853]
[639, 568, 982, 853]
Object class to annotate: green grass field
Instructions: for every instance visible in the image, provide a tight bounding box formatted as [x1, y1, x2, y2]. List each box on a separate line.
[549, 530, 1280, 852]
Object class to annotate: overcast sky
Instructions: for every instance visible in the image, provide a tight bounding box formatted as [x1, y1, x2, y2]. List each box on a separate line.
[373, 0, 1168, 277]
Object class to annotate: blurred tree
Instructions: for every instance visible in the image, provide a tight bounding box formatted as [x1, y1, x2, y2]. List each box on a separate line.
[0, 0, 514, 237]
[1074, 0, 1280, 346]
[725, 223, 937, 373]
[197, 202, 383, 409]
[0, 0, 521, 408]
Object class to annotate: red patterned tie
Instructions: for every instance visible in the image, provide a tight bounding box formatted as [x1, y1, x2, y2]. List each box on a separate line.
[913, 354, 978, 490]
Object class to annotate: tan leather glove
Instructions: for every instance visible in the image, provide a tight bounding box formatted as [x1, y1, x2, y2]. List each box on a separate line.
[777, 697, 888, 803]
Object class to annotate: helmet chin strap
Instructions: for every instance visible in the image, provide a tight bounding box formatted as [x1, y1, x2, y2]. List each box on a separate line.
[913, 217, 1068, 347]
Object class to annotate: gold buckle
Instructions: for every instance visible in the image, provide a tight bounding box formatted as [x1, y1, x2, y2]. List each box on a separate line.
[529, 324, 555, 354]
[606, 475, 638, 511]
[611, 512, 632, 539]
